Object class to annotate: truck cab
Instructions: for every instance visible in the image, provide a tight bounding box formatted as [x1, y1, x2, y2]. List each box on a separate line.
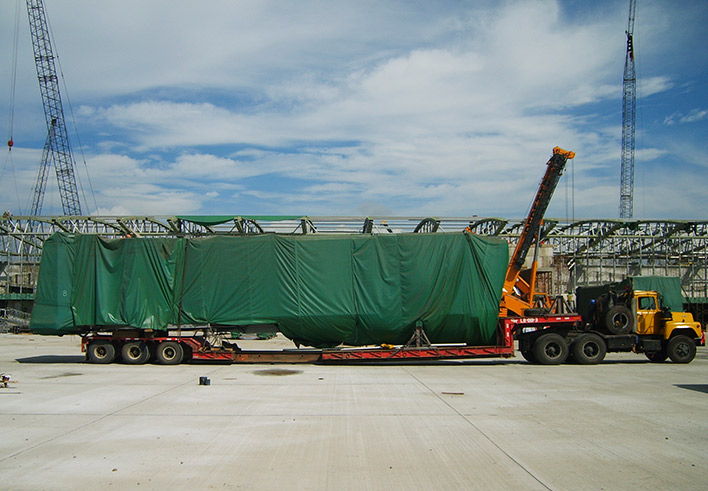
[634, 290, 702, 340]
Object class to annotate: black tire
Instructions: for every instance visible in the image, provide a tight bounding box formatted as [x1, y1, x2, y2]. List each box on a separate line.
[667, 335, 696, 364]
[533, 333, 568, 365]
[520, 349, 537, 363]
[156, 341, 184, 365]
[571, 333, 607, 365]
[182, 344, 193, 363]
[645, 350, 668, 363]
[604, 305, 633, 335]
[87, 340, 116, 364]
[121, 341, 150, 364]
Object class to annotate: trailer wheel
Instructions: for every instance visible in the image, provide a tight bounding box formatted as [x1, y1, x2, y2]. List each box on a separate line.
[572, 334, 606, 365]
[87, 340, 116, 364]
[604, 305, 633, 335]
[121, 341, 150, 364]
[156, 341, 184, 365]
[533, 333, 568, 365]
[667, 335, 696, 364]
[645, 350, 667, 363]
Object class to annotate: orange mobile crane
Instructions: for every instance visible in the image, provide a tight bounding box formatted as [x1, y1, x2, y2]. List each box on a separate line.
[500, 146, 575, 318]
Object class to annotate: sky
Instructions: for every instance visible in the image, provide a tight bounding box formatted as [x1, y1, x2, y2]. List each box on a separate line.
[1, 0, 707, 220]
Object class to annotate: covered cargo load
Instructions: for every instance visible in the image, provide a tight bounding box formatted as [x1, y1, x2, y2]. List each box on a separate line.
[31, 232, 508, 347]
[575, 275, 685, 322]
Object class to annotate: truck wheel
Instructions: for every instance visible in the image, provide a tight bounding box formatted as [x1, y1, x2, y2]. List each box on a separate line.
[156, 341, 184, 365]
[667, 335, 696, 364]
[645, 350, 667, 363]
[121, 341, 150, 364]
[87, 340, 116, 364]
[520, 349, 537, 363]
[604, 305, 633, 335]
[571, 334, 606, 365]
[533, 333, 568, 365]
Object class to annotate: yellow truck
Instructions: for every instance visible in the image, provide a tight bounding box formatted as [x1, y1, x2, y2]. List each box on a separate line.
[576, 277, 704, 363]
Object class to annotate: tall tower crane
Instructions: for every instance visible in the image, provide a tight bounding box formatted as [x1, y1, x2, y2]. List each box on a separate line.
[619, 0, 637, 219]
[26, 0, 82, 216]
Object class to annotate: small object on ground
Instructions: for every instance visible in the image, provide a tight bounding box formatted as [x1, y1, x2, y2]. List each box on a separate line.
[1, 373, 11, 388]
[199, 376, 210, 386]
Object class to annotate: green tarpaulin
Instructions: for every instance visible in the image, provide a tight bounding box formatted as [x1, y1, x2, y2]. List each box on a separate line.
[576, 275, 686, 321]
[31, 232, 509, 347]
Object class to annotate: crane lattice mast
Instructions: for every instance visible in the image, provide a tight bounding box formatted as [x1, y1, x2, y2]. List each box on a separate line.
[619, 0, 637, 219]
[26, 0, 82, 216]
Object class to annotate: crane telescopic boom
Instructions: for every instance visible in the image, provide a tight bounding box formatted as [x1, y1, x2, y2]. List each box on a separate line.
[500, 147, 575, 317]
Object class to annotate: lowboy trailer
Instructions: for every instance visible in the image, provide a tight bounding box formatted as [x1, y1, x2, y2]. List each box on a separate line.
[80, 315, 582, 364]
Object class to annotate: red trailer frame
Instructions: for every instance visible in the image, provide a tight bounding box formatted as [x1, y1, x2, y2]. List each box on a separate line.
[81, 315, 582, 364]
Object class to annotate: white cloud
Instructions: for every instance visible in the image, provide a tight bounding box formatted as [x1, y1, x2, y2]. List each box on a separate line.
[664, 108, 708, 126]
[0, 0, 705, 220]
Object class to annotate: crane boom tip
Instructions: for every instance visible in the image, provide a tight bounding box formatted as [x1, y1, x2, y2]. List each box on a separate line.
[553, 147, 575, 159]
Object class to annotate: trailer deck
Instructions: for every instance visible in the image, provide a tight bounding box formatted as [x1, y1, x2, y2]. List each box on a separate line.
[80, 316, 585, 364]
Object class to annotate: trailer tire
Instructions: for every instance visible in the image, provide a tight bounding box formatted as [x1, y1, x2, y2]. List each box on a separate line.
[156, 341, 184, 365]
[87, 340, 116, 364]
[571, 334, 606, 365]
[604, 305, 633, 335]
[121, 341, 150, 364]
[533, 333, 568, 365]
[667, 335, 696, 364]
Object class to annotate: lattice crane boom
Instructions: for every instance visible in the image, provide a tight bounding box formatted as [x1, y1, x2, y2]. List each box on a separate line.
[620, 0, 637, 219]
[26, 0, 82, 216]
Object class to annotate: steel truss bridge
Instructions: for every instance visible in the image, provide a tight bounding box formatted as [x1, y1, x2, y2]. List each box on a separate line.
[1, 215, 707, 310]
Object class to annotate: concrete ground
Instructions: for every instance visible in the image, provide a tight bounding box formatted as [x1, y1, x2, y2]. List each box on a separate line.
[0, 333, 706, 490]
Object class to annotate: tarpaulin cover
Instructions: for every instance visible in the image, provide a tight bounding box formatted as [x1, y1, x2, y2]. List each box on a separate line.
[576, 275, 685, 321]
[30, 232, 509, 347]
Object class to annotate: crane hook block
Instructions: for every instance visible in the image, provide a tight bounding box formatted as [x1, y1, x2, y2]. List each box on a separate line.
[552, 146, 575, 159]
[7, 139, 13, 149]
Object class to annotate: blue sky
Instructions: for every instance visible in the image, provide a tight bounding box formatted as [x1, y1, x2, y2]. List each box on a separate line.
[1, 0, 706, 219]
